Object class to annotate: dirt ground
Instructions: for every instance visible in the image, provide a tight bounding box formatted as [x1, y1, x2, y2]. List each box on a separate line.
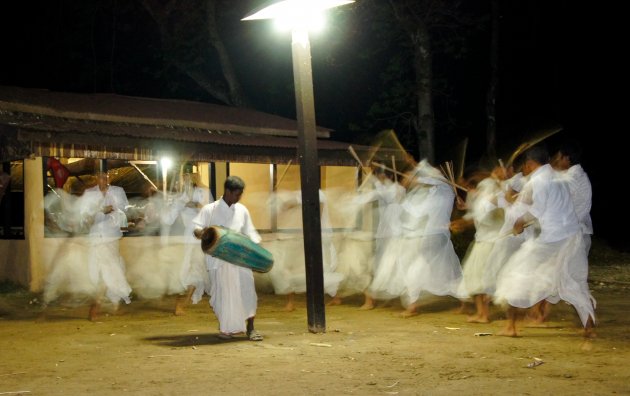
[1, 264, 630, 396]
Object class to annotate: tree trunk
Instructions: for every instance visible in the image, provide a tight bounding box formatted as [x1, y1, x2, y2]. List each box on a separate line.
[412, 22, 435, 163]
[204, 0, 248, 107]
[140, 0, 245, 106]
[485, 0, 499, 159]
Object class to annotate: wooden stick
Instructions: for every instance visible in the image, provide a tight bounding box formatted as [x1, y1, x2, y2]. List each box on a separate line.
[364, 142, 382, 166]
[493, 220, 536, 241]
[439, 164, 449, 180]
[447, 161, 455, 183]
[376, 161, 468, 192]
[441, 162, 459, 198]
[372, 161, 406, 178]
[391, 155, 398, 183]
[357, 169, 374, 192]
[274, 159, 293, 190]
[348, 146, 368, 176]
[456, 138, 468, 180]
[507, 126, 563, 167]
[347, 146, 364, 167]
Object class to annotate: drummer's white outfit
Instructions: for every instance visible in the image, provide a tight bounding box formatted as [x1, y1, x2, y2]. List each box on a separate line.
[193, 198, 261, 334]
[494, 164, 596, 326]
[80, 185, 132, 305]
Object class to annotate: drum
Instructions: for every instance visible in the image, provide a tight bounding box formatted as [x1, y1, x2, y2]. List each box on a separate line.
[201, 226, 274, 273]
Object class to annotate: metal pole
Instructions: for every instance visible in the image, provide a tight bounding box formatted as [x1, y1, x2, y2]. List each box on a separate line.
[291, 28, 325, 333]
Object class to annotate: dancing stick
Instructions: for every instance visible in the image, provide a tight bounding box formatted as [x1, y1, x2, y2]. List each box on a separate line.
[493, 220, 536, 241]
[391, 155, 398, 183]
[364, 142, 382, 167]
[372, 161, 406, 178]
[440, 162, 469, 193]
[348, 146, 367, 176]
[440, 162, 460, 199]
[357, 169, 374, 192]
[456, 138, 468, 181]
[507, 126, 563, 167]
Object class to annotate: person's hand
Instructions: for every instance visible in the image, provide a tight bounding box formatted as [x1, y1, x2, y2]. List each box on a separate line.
[449, 218, 468, 234]
[513, 218, 525, 235]
[103, 205, 114, 214]
[193, 228, 204, 239]
[455, 196, 467, 211]
[505, 189, 518, 204]
[185, 201, 198, 208]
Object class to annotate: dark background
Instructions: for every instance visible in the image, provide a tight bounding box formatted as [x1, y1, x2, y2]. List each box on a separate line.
[0, 1, 619, 249]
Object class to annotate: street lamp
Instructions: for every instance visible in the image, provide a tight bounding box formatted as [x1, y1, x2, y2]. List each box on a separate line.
[243, 0, 354, 333]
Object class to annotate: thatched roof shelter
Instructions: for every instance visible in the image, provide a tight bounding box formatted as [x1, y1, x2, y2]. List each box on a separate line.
[0, 86, 362, 165]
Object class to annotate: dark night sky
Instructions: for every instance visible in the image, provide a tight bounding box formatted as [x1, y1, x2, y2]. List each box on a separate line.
[0, 1, 619, 249]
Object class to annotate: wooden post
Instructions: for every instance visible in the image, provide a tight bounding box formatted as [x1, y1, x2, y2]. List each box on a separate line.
[291, 28, 325, 333]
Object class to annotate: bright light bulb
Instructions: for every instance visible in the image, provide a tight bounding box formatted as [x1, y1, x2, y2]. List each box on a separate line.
[161, 157, 172, 170]
[246, 0, 351, 32]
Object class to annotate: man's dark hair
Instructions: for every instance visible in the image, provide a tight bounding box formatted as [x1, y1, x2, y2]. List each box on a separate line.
[224, 175, 245, 191]
[524, 144, 549, 165]
[557, 140, 582, 165]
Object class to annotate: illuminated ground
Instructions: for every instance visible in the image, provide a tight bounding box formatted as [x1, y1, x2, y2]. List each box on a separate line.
[1, 264, 629, 395]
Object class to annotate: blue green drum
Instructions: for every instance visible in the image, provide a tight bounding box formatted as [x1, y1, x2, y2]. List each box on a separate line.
[201, 226, 274, 273]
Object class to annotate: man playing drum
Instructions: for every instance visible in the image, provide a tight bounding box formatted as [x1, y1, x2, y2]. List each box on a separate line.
[193, 176, 264, 341]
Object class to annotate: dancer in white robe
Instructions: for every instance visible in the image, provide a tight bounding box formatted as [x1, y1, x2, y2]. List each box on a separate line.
[369, 160, 463, 316]
[482, 171, 532, 299]
[174, 171, 212, 314]
[193, 176, 263, 340]
[80, 172, 132, 321]
[334, 167, 404, 309]
[267, 189, 344, 311]
[552, 141, 593, 252]
[455, 172, 504, 323]
[494, 146, 596, 337]
[400, 160, 465, 316]
[367, 176, 425, 305]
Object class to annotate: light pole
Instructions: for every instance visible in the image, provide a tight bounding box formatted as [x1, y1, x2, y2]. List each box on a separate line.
[243, 0, 354, 333]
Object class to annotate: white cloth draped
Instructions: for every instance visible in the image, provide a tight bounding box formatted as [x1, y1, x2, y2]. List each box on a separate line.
[193, 198, 261, 334]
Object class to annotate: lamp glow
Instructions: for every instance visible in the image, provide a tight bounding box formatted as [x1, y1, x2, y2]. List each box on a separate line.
[160, 157, 172, 171]
[243, 0, 353, 31]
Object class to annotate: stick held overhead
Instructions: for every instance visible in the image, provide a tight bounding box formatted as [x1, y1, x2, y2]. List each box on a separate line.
[348, 146, 367, 176]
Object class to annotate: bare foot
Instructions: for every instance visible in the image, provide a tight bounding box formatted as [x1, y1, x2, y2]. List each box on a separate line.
[399, 309, 418, 318]
[326, 296, 342, 306]
[36, 310, 48, 322]
[174, 297, 187, 316]
[583, 328, 597, 339]
[358, 302, 375, 311]
[455, 304, 468, 314]
[467, 315, 490, 323]
[88, 303, 100, 322]
[497, 327, 518, 337]
[284, 302, 295, 312]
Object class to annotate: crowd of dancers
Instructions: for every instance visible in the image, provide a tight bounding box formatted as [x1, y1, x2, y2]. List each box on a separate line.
[40, 140, 596, 339]
[319, 141, 594, 337]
